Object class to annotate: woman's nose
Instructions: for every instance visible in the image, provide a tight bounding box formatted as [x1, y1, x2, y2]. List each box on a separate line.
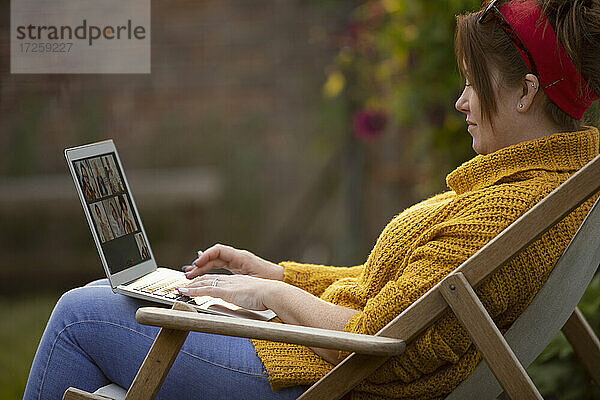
[455, 91, 469, 114]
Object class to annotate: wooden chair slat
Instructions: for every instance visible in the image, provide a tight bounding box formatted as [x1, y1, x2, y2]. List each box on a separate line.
[440, 273, 543, 400]
[124, 302, 195, 400]
[562, 308, 600, 387]
[63, 387, 111, 400]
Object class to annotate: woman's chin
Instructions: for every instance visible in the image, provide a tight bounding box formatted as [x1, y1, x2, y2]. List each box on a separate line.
[471, 139, 487, 155]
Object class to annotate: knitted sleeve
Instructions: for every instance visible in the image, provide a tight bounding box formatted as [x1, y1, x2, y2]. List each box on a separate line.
[281, 261, 364, 297]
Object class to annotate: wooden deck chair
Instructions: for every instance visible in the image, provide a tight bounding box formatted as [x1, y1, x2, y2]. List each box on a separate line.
[64, 154, 600, 400]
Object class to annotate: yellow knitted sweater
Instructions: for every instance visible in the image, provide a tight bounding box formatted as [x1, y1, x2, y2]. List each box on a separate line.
[252, 127, 599, 400]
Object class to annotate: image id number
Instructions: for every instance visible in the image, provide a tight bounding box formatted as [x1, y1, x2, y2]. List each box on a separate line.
[20, 42, 73, 53]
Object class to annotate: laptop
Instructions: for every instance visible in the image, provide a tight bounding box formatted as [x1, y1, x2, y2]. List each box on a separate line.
[65, 139, 276, 321]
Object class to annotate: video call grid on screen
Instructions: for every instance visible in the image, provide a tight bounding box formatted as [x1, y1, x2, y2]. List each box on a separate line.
[73, 152, 151, 274]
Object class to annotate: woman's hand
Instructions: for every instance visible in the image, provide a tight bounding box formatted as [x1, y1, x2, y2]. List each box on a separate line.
[179, 265, 360, 365]
[178, 274, 282, 311]
[182, 244, 284, 281]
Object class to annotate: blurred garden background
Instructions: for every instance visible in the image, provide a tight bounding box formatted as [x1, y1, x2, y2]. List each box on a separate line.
[1, 0, 599, 398]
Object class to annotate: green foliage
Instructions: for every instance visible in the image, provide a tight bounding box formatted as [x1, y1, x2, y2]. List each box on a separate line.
[528, 273, 600, 399]
[325, 0, 483, 187]
[0, 295, 59, 400]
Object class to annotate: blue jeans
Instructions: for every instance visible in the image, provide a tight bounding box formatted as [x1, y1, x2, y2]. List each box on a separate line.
[24, 279, 303, 400]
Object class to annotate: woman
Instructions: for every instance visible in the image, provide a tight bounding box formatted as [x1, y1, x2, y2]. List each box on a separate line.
[79, 164, 96, 202]
[104, 156, 123, 194]
[24, 1, 600, 399]
[118, 195, 136, 234]
[93, 160, 109, 197]
[93, 204, 114, 243]
[107, 200, 124, 238]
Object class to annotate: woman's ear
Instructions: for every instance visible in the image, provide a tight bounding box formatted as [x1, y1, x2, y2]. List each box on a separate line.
[518, 73, 540, 113]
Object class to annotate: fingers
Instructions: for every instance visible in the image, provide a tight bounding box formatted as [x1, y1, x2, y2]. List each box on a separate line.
[177, 274, 269, 311]
[196, 244, 236, 266]
[183, 250, 204, 271]
[182, 244, 243, 279]
[184, 258, 228, 279]
[177, 284, 225, 298]
[178, 274, 226, 297]
[188, 249, 204, 268]
[184, 274, 219, 288]
[182, 250, 202, 273]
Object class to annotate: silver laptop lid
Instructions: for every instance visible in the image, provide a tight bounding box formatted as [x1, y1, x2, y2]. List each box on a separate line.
[65, 140, 157, 288]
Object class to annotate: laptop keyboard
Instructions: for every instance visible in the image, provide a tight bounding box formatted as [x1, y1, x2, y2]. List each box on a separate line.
[129, 270, 198, 304]
[125, 267, 276, 321]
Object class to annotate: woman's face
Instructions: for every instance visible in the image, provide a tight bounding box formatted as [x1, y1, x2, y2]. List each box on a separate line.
[454, 71, 520, 155]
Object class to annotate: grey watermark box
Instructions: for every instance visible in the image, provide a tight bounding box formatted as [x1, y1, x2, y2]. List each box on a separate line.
[11, 0, 150, 74]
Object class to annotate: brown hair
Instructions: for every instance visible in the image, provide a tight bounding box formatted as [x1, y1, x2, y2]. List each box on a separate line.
[455, 0, 600, 130]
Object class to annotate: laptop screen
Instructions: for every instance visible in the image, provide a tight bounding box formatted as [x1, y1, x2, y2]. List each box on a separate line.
[72, 152, 151, 274]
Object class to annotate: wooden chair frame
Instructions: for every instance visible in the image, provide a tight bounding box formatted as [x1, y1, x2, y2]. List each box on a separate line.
[64, 154, 600, 400]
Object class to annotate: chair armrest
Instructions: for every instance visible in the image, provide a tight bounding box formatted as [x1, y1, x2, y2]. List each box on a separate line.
[136, 307, 405, 356]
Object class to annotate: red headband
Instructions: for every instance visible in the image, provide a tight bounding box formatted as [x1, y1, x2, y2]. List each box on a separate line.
[500, 0, 598, 119]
